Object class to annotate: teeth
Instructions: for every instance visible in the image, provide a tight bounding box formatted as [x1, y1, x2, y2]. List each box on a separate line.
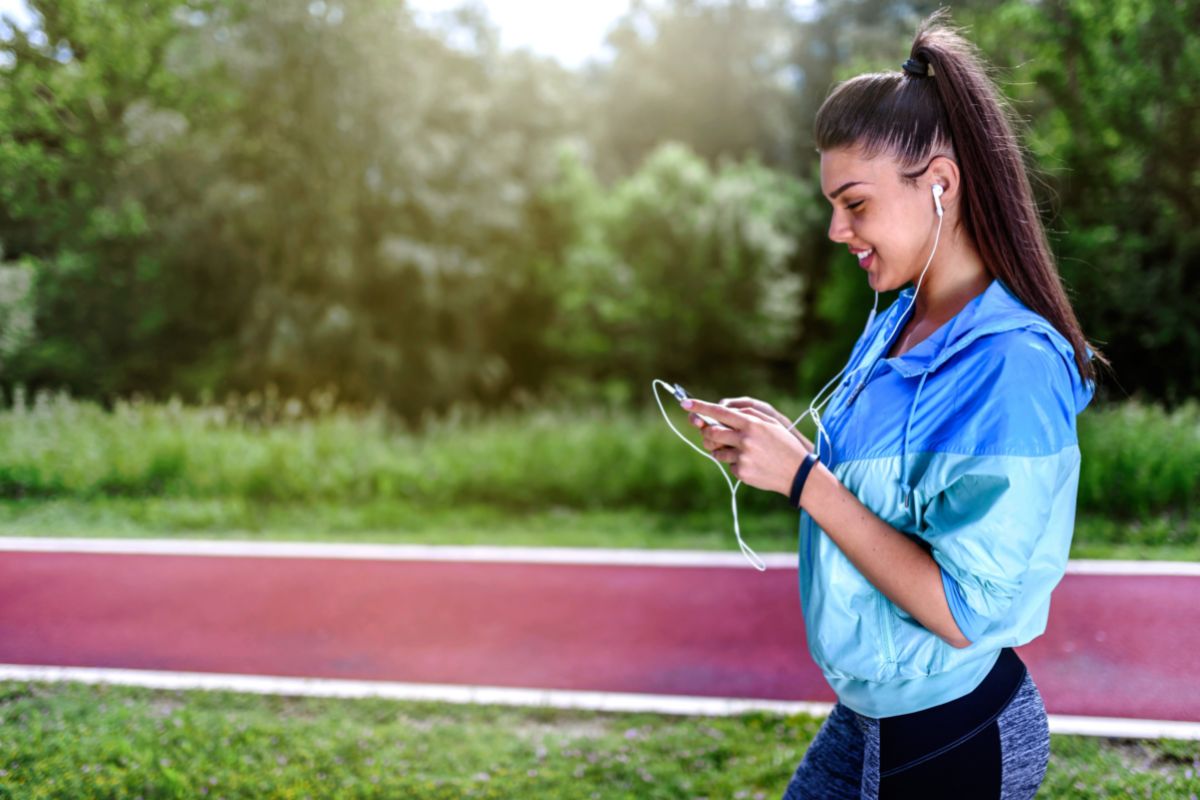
[856, 248, 873, 261]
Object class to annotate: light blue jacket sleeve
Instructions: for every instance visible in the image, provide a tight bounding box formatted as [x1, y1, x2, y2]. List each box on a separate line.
[918, 335, 1082, 639]
[940, 565, 987, 644]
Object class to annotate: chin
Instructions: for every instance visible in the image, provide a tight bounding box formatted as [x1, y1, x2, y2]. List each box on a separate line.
[866, 271, 893, 293]
[871, 273, 908, 293]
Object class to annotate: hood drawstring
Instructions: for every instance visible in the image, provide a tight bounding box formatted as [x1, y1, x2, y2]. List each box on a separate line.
[900, 371, 929, 513]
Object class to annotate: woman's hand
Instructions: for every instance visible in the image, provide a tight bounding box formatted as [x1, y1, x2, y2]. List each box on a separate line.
[682, 398, 812, 497]
[688, 396, 814, 451]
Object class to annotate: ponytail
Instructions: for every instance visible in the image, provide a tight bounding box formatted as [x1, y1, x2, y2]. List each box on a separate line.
[814, 8, 1109, 387]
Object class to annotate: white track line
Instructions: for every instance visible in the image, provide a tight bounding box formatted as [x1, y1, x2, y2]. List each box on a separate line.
[1, 664, 1196, 741]
[1047, 714, 1200, 741]
[0, 663, 832, 717]
[1062, 559, 1200, 576]
[1, 537, 1197, 575]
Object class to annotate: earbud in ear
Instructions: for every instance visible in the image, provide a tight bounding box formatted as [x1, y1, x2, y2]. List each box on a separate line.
[931, 184, 944, 217]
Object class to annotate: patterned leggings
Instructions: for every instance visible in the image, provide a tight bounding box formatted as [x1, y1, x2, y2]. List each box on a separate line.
[782, 649, 1051, 799]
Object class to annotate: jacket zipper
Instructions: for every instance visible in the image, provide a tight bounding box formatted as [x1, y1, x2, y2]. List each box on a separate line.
[876, 591, 897, 665]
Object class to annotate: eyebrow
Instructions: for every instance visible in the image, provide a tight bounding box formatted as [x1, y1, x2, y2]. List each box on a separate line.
[826, 181, 871, 200]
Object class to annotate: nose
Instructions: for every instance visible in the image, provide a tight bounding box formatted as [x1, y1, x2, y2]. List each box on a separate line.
[827, 208, 852, 244]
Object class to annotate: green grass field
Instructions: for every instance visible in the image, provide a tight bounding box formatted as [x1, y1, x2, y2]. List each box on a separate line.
[0, 392, 1195, 558]
[0, 392, 1195, 525]
[1, 682, 1197, 799]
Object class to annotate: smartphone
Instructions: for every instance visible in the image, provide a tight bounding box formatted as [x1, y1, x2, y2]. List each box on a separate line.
[671, 383, 723, 428]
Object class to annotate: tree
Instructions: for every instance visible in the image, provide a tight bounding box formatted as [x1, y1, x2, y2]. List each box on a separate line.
[0, 0, 238, 399]
[962, 0, 1200, 404]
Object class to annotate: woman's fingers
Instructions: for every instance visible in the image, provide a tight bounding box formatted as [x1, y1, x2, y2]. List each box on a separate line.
[700, 425, 741, 455]
[723, 397, 791, 427]
[722, 397, 767, 413]
[710, 446, 739, 463]
[739, 407, 780, 426]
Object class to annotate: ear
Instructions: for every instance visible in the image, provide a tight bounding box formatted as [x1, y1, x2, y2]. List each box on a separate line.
[927, 154, 960, 206]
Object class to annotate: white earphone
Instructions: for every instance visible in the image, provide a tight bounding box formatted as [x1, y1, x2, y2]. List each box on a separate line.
[932, 183, 944, 217]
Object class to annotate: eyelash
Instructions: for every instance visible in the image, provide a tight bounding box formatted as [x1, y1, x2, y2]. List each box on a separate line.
[847, 201, 864, 211]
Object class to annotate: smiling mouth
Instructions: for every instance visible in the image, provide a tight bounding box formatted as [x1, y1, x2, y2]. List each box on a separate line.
[855, 248, 875, 269]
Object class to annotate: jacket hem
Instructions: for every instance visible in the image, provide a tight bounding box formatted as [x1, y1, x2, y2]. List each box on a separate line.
[825, 648, 1003, 719]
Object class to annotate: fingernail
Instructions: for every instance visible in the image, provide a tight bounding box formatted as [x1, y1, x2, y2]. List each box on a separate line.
[681, 399, 693, 409]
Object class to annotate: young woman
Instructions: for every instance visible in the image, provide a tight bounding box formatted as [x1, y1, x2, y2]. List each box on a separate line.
[681, 10, 1109, 799]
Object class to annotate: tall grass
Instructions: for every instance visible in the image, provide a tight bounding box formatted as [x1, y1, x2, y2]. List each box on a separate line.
[1076, 401, 1199, 519]
[0, 388, 1195, 522]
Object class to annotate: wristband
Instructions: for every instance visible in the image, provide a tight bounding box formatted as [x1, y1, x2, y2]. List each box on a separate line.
[788, 452, 819, 510]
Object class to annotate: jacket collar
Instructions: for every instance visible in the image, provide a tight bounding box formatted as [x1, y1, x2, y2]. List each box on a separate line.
[880, 278, 1094, 414]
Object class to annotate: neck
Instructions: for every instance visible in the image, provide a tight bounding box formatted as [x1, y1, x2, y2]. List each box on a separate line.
[912, 225, 991, 324]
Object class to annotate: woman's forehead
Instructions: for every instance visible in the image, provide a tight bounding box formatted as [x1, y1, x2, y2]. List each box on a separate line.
[820, 148, 893, 198]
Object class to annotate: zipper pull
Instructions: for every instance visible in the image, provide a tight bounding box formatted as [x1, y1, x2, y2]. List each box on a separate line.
[846, 380, 866, 406]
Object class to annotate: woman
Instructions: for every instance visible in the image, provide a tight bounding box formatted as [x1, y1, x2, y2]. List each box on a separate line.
[681, 10, 1109, 799]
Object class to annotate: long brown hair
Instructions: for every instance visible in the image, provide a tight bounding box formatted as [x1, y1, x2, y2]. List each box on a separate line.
[813, 8, 1108, 387]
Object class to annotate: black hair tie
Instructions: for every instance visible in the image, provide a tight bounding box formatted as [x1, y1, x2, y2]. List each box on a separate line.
[902, 57, 930, 77]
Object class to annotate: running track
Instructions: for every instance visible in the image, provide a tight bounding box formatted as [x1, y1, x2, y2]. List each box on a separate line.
[2, 539, 1198, 738]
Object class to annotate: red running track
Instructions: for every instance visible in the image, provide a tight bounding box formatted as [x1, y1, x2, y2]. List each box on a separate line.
[1, 551, 1197, 722]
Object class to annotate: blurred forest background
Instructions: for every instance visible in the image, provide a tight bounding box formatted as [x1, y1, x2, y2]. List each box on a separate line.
[1, 0, 1196, 423]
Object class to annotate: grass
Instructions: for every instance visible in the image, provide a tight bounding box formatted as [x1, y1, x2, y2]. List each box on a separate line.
[0, 390, 1195, 526]
[0, 497, 1197, 562]
[0, 681, 1196, 799]
[0, 390, 1195, 558]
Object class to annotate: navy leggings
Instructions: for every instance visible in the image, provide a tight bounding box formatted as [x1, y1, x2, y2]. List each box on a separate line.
[782, 648, 1051, 799]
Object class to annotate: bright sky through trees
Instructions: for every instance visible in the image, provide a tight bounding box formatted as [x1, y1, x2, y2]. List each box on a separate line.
[407, 0, 631, 67]
[0, 0, 817, 69]
[0, 0, 631, 68]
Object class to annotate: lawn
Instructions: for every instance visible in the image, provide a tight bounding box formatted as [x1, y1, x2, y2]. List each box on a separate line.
[0, 681, 1196, 799]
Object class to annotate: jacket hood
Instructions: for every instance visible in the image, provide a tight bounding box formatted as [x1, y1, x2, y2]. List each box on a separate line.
[883, 278, 1095, 415]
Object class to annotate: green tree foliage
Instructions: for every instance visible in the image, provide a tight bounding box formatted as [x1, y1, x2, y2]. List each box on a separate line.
[174, 1, 587, 416]
[543, 141, 818, 403]
[0, 0, 228, 398]
[0, 0, 1196, 416]
[960, 0, 1200, 404]
[0, 0, 593, 417]
[0, 260, 34, 370]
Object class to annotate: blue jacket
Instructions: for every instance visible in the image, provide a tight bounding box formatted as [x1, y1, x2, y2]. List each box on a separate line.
[798, 277, 1095, 718]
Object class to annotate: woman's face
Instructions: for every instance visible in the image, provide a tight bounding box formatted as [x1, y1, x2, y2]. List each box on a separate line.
[819, 146, 944, 293]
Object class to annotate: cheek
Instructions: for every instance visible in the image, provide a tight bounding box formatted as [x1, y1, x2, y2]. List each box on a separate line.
[872, 211, 923, 254]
